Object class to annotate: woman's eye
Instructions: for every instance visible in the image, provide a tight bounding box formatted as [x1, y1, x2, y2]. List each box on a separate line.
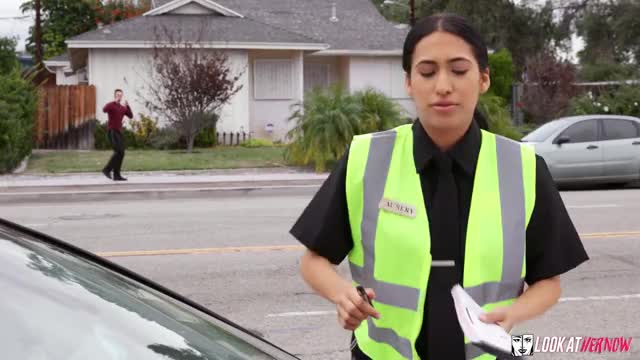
[452, 70, 468, 76]
[420, 72, 436, 78]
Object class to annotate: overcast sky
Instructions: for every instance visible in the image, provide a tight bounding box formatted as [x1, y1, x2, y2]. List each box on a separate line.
[0, 0, 30, 51]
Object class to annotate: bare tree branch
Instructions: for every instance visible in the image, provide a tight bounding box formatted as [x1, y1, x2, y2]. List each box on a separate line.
[140, 22, 244, 152]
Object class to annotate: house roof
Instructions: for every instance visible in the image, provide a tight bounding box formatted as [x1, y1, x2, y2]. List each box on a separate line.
[68, 15, 326, 49]
[67, 0, 407, 52]
[43, 53, 70, 67]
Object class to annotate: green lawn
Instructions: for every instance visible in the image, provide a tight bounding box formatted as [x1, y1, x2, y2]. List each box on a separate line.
[26, 147, 288, 174]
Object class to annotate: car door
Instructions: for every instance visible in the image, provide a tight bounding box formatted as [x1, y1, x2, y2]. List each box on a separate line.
[547, 119, 603, 181]
[599, 118, 640, 180]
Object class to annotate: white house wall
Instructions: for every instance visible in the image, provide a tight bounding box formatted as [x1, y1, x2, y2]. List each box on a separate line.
[348, 56, 416, 119]
[249, 50, 304, 141]
[55, 68, 81, 85]
[89, 48, 154, 126]
[88, 48, 250, 134]
[217, 50, 250, 136]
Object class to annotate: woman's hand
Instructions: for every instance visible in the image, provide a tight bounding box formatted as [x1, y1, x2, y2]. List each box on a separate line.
[335, 287, 380, 331]
[479, 276, 562, 332]
[479, 307, 515, 332]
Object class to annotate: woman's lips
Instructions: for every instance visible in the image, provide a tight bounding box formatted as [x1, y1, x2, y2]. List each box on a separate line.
[431, 103, 458, 112]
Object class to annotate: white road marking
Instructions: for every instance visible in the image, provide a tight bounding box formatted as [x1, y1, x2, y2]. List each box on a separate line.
[267, 311, 337, 318]
[567, 204, 620, 209]
[559, 294, 640, 302]
[266, 294, 640, 318]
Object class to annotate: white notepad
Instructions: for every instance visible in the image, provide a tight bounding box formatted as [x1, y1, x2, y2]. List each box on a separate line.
[451, 284, 513, 357]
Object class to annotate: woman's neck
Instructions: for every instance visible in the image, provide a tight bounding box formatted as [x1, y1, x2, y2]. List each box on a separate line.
[420, 120, 471, 152]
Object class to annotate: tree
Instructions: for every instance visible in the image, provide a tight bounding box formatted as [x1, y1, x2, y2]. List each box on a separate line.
[373, 0, 568, 73]
[0, 68, 37, 174]
[521, 51, 580, 124]
[21, 0, 150, 60]
[141, 25, 244, 153]
[571, 0, 640, 81]
[487, 48, 514, 104]
[0, 37, 19, 75]
[21, 0, 96, 60]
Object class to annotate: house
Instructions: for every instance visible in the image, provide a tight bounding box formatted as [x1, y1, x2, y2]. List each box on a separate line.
[50, 0, 415, 141]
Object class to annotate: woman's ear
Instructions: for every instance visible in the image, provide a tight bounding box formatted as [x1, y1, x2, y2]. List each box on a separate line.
[480, 68, 491, 94]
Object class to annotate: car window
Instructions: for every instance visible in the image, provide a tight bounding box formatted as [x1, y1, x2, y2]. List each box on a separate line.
[602, 119, 640, 140]
[558, 120, 599, 143]
[0, 232, 296, 360]
[521, 120, 566, 142]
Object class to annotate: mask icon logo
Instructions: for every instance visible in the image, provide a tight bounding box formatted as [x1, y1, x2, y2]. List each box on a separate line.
[512, 334, 534, 356]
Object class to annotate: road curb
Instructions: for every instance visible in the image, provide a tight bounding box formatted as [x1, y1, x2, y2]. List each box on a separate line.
[0, 181, 324, 203]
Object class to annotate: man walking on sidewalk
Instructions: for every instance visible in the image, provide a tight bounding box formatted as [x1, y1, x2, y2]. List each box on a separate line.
[102, 89, 133, 181]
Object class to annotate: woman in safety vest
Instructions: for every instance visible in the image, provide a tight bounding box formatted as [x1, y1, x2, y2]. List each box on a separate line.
[291, 13, 588, 360]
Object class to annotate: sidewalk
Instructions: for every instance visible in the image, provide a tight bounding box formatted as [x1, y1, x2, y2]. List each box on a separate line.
[0, 167, 329, 202]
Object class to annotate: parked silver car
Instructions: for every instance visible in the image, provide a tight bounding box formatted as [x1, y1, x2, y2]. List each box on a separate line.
[521, 115, 640, 185]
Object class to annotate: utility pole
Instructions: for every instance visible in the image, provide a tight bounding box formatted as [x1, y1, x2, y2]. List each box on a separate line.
[34, 0, 43, 65]
[409, 0, 416, 26]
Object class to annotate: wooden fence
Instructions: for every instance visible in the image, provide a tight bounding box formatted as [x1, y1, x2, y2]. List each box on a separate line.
[35, 85, 97, 149]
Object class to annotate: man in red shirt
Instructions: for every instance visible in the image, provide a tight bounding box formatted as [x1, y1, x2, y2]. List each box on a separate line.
[101, 89, 133, 181]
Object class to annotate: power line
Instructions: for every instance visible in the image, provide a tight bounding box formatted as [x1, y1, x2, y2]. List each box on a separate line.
[0, 15, 31, 20]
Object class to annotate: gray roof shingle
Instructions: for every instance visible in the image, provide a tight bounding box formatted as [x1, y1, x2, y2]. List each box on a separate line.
[69, 15, 324, 45]
[70, 0, 408, 51]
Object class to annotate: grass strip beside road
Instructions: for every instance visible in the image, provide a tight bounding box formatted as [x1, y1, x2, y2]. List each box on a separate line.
[26, 147, 287, 174]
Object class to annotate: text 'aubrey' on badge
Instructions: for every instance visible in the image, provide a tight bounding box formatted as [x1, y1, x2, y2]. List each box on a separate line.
[379, 198, 417, 218]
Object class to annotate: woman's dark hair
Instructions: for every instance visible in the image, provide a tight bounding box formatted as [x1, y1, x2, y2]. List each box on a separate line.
[402, 13, 490, 130]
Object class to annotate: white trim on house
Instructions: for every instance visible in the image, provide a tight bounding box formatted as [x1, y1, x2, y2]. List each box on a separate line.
[43, 60, 70, 67]
[311, 49, 403, 56]
[66, 40, 329, 51]
[144, 0, 244, 17]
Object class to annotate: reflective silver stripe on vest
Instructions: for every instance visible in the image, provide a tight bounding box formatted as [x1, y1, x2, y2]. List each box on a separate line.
[465, 135, 526, 308]
[465, 135, 526, 360]
[350, 132, 527, 360]
[350, 130, 417, 360]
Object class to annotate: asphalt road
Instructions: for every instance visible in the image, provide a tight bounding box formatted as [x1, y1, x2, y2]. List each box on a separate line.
[1, 187, 639, 359]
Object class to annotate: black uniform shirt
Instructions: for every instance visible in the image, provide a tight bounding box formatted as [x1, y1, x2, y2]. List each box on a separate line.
[290, 120, 589, 359]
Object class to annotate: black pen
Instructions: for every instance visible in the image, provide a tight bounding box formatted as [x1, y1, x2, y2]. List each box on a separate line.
[356, 285, 373, 306]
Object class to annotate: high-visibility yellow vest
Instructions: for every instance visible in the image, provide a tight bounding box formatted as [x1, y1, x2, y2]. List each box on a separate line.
[345, 124, 536, 360]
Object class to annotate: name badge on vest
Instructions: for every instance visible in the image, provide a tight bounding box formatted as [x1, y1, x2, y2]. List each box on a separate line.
[379, 198, 416, 218]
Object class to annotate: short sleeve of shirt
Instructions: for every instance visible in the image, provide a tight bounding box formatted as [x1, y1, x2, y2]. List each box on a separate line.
[525, 155, 589, 284]
[289, 150, 353, 265]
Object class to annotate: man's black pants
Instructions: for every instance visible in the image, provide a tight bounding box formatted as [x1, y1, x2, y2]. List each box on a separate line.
[104, 129, 125, 177]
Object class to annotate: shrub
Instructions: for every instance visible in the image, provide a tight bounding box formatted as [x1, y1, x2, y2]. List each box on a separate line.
[286, 85, 406, 172]
[93, 121, 142, 150]
[487, 48, 515, 104]
[129, 113, 159, 147]
[478, 94, 523, 140]
[569, 85, 640, 117]
[354, 88, 407, 133]
[241, 138, 274, 148]
[0, 70, 37, 174]
[149, 127, 180, 150]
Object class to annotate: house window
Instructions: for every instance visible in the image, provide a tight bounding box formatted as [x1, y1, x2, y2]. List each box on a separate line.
[254, 59, 294, 100]
[304, 63, 329, 93]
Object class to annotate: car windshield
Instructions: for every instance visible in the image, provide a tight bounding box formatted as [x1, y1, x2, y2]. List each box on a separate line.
[521, 120, 567, 142]
[0, 227, 294, 360]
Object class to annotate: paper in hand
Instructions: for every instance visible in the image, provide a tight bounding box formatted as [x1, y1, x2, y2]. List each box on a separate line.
[451, 284, 513, 357]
